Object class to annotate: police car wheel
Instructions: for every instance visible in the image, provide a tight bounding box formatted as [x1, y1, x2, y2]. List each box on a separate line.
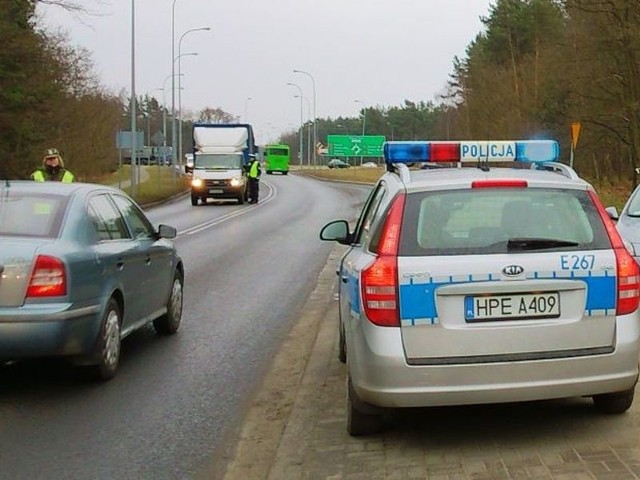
[347, 376, 384, 436]
[592, 387, 635, 414]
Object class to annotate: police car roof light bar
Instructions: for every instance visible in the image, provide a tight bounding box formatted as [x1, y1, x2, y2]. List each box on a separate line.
[384, 140, 560, 166]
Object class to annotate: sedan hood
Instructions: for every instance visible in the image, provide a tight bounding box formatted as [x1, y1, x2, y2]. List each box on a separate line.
[0, 239, 41, 307]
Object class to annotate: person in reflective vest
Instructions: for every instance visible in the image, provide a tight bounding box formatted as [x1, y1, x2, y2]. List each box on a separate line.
[247, 154, 261, 204]
[31, 148, 75, 182]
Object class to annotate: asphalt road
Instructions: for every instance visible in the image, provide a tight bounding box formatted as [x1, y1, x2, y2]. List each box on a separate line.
[0, 173, 372, 480]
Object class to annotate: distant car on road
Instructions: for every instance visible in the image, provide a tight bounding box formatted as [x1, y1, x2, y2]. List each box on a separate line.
[328, 159, 350, 169]
[361, 162, 377, 168]
[0, 181, 184, 381]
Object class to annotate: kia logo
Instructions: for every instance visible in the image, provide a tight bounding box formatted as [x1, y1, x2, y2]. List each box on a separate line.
[502, 265, 524, 276]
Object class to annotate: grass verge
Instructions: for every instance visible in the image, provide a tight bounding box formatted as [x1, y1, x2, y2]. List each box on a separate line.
[97, 166, 190, 206]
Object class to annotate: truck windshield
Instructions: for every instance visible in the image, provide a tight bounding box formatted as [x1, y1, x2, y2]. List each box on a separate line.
[195, 154, 243, 169]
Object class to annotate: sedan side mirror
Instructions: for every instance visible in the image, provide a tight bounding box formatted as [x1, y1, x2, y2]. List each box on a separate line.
[158, 224, 177, 239]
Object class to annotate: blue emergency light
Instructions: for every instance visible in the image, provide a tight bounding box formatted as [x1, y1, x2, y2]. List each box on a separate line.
[384, 140, 560, 165]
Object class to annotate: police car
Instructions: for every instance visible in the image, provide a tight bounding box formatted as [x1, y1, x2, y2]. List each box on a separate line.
[320, 139, 640, 436]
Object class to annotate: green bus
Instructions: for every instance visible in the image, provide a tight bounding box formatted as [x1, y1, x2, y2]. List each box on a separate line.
[264, 144, 290, 175]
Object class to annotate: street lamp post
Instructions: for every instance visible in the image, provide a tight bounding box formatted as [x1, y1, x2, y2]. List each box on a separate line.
[157, 73, 184, 167]
[176, 52, 198, 172]
[293, 69, 316, 166]
[286, 82, 304, 166]
[292, 95, 304, 166]
[170, 0, 179, 178]
[298, 95, 312, 165]
[354, 99, 367, 165]
[177, 26, 209, 170]
[130, 0, 138, 195]
[244, 97, 252, 123]
[159, 73, 180, 166]
[354, 99, 367, 135]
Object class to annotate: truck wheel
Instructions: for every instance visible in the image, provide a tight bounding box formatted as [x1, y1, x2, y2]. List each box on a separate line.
[190, 195, 198, 206]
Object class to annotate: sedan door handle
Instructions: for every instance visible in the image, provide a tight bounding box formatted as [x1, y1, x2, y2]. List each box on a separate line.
[341, 276, 348, 283]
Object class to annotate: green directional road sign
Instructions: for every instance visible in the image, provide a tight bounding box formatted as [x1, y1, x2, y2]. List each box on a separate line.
[327, 135, 386, 157]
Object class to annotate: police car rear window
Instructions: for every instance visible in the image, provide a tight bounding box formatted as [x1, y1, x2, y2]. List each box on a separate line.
[398, 188, 611, 256]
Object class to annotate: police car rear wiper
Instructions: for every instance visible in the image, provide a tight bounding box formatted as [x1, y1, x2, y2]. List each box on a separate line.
[507, 237, 580, 251]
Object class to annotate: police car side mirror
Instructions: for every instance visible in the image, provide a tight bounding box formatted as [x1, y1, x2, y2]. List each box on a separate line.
[320, 220, 352, 245]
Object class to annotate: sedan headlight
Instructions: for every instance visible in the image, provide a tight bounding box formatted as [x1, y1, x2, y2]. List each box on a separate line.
[191, 178, 203, 188]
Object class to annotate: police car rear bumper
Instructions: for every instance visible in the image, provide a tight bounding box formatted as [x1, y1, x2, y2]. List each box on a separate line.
[348, 312, 640, 408]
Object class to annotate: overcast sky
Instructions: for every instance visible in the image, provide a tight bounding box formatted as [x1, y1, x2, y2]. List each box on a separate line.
[38, 0, 493, 144]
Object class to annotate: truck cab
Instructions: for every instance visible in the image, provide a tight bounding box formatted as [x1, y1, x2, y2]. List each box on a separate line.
[190, 124, 255, 206]
[190, 152, 248, 205]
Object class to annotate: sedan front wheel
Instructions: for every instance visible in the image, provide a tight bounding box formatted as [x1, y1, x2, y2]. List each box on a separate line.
[153, 271, 183, 335]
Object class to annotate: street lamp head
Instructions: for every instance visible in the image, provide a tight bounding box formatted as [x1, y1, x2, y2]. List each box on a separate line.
[174, 52, 198, 62]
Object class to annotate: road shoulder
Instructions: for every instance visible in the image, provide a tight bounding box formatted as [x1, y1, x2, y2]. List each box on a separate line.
[218, 246, 345, 480]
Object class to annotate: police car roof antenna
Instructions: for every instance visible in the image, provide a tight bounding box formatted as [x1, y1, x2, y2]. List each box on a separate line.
[477, 152, 490, 172]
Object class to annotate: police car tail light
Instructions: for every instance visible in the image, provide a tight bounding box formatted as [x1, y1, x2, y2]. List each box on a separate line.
[383, 140, 559, 165]
[26, 255, 67, 298]
[589, 191, 640, 315]
[361, 194, 405, 327]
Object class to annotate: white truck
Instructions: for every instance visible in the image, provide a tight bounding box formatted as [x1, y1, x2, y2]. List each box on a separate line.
[189, 124, 256, 206]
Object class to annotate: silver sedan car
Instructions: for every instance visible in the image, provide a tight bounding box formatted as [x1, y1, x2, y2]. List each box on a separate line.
[0, 181, 184, 381]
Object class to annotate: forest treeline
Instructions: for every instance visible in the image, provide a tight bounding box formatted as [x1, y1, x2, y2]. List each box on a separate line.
[2, 0, 640, 185]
